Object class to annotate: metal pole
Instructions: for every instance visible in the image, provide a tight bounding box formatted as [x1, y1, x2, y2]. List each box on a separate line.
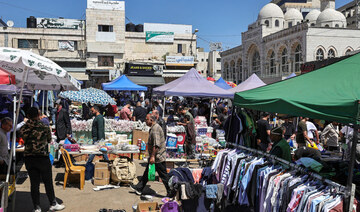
[46, 91, 49, 116]
[13, 96, 16, 125]
[163, 96, 165, 119]
[346, 123, 358, 211]
[210, 99, 214, 124]
[30, 92, 33, 107]
[42, 90, 45, 114]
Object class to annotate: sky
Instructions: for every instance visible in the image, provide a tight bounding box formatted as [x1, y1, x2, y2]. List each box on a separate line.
[0, 0, 353, 51]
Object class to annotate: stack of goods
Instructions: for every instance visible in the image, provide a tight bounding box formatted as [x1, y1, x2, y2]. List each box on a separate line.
[166, 133, 186, 159]
[71, 119, 135, 133]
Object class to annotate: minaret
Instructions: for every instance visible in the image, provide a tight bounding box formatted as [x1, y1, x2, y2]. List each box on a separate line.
[320, 0, 335, 11]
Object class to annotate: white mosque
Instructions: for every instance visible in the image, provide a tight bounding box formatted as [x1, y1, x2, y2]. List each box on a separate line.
[221, 0, 360, 84]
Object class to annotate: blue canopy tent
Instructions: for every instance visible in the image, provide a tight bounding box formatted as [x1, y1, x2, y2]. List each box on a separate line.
[102, 75, 148, 91]
[214, 77, 232, 90]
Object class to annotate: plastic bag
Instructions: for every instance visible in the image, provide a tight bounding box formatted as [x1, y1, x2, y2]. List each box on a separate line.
[148, 164, 156, 181]
[49, 153, 54, 165]
[307, 141, 319, 150]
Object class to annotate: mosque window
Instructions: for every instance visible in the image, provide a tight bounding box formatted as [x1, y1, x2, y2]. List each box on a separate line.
[328, 49, 335, 58]
[325, 24, 330, 27]
[346, 49, 352, 55]
[224, 62, 229, 80]
[231, 60, 236, 82]
[275, 20, 279, 27]
[335, 24, 339, 28]
[311, 23, 315, 26]
[281, 48, 288, 73]
[294, 45, 302, 72]
[265, 20, 270, 27]
[269, 51, 276, 75]
[288, 22, 293, 28]
[316, 49, 324, 60]
[252, 51, 260, 74]
[237, 59, 242, 83]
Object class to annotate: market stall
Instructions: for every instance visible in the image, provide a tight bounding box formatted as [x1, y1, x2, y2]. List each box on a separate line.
[214, 77, 232, 90]
[102, 75, 147, 91]
[0, 47, 80, 211]
[233, 53, 360, 211]
[229, 73, 266, 93]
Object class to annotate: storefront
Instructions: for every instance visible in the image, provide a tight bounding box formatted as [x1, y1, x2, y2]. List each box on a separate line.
[124, 63, 165, 87]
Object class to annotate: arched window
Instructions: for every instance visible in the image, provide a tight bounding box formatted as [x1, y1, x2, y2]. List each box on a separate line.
[335, 24, 339, 28]
[316, 49, 324, 60]
[345, 49, 352, 55]
[281, 48, 288, 73]
[294, 45, 302, 72]
[269, 51, 276, 75]
[288, 22, 293, 28]
[265, 20, 269, 27]
[236, 59, 242, 84]
[311, 23, 315, 26]
[230, 61, 236, 82]
[328, 49, 335, 58]
[275, 20, 279, 27]
[252, 51, 260, 74]
[325, 24, 330, 27]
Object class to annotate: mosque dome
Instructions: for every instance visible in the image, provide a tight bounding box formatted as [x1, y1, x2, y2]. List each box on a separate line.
[258, 3, 284, 20]
[284, 8, 303, 21]
[316, 8, 346, 25]
[305, 10, 321, 22]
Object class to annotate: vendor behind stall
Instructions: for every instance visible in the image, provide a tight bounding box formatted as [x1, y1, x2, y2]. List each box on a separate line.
[88, 105, 108, 163]
[183, 115, 196, 159]
[269, 126, 291, 162]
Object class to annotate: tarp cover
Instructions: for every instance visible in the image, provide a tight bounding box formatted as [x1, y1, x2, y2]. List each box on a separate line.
[234, 53, 360, 124]
[153, 68, 233, 98]
[214, 77, 232, 90]
[102, 75, 147, 91]
[229, 73, 266, 93]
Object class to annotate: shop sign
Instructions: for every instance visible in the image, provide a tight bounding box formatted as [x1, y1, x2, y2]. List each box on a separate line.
[146, 31, 174, 43]
[127, 64, 155, 76]
[87, 0, 125, 10]
[36, 18, 84, 30]
[166, 56, 194, 66]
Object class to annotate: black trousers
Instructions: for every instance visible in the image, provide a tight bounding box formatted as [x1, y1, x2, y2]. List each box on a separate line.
[24, 156, 56, 209]
[137, 161, 170, 194]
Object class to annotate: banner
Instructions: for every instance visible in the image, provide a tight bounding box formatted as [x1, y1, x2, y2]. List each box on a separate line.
[59, 41, 75, 51]
[87, 0, 125, 10]
[146, 31, 174, 43]
[36, 18, 84, 30]
[166, 56, 194, 66]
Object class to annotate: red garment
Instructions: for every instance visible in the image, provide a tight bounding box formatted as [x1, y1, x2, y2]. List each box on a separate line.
[107, 104, 118, 117]
[329, 200, 343, 212]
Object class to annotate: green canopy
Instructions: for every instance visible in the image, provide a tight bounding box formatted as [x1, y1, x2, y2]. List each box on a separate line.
[234, 53, 360, 124]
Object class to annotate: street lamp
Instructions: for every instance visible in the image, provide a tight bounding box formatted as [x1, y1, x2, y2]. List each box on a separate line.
[190, 28, 199, 56]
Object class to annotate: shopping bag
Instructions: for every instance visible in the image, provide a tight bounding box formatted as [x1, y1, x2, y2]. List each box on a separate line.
[307, 141, 319, 150]
[148, 164, 156, 181]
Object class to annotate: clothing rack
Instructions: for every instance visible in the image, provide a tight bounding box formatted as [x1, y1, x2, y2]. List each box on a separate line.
[226, 142, 346, 192]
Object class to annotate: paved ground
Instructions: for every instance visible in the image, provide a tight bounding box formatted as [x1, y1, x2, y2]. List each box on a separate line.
[9, 159, 168, 212]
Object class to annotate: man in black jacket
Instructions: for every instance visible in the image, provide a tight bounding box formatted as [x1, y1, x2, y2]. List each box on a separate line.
[55, 99, 72, 142]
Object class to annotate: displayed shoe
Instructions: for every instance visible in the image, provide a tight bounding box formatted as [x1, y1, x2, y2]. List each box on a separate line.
[130, 184, 142, 195]
[49, 203, 65, 211]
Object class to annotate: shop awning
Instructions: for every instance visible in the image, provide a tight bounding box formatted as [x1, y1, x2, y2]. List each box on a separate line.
[127, 76, 165, 85]
[234, 53, 360, 124]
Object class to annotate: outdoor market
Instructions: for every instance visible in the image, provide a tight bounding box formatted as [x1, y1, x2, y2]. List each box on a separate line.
[0, 46, 359, 212]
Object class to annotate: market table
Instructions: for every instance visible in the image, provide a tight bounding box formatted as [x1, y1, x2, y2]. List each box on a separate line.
[68, 149, 140, 160]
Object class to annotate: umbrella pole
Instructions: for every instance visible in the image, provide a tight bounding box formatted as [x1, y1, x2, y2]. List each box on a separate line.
[210, 99, 214, 124]
[345, 124, 358, 211]
[42, 90, 45, 114]
[13, 95, 16, 125]
[6, 67, 29, 183]
[163, 96, 165, 119]
[30, 92, 33, 107]
[46, 91, 49, 116]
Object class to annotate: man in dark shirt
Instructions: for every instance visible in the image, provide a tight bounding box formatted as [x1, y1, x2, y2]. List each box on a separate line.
[88, 105, 108, 163]
[281, 118, 295, 140]
[215, 107, 228, 130]
[132, 101, 147, 122]
[296, 117, 311, 148]
[256, 112, 271, 151]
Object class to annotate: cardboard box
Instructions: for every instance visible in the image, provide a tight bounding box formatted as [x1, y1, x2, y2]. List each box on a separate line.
[93, 162, 110, 186]
[136, 202, 160, 212]
[132, 130, 149, 145]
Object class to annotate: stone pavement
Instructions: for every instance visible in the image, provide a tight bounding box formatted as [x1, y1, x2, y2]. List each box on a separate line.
[10, 159, 167, 212]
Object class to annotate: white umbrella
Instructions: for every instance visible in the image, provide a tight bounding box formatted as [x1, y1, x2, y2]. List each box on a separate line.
[0, 47, 80, 183]
[0, 47, 81, 91]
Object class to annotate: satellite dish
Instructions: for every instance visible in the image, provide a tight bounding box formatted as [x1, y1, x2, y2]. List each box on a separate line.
[7, 20, 14, 27]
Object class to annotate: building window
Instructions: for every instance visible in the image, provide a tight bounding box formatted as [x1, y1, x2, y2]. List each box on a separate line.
[201, 59, 204, 62]
[311, 23, 315, 26]
[177, 44, 182, 53]
[224, 63, 229, 80]
[98, 56, 114, 67]
[265, 20, 270, 27]
[335, 24, 339, 28]
[281, 48, 288, 73]
[269, 51, 276, 75]
[237, 59, 242, 83]
[216, 58, 221, 62]
[251, 51, 260, 74]
[230, 61, 235, 82]
[316, 49, 324, 60]
[275, 20, 279, 27]
[294, 45, 302, 72]
[345, 49, 352, 55]
[18, 39, 38, 48]
[206, 59, 209, 62]
[328, 49, 335, 58]
[288, 22, 293, 28]
[98, 25, 113, 32]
